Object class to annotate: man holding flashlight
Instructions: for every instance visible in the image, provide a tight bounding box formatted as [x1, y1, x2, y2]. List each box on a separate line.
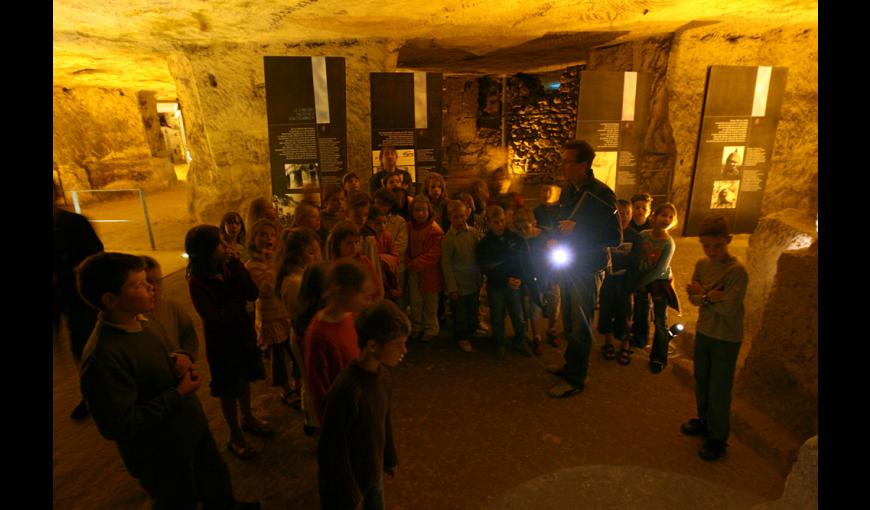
[547, 140, 622, 398]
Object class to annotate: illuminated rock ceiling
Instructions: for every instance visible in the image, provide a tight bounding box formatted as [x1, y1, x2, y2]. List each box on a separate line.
[53, 0, 817, 97]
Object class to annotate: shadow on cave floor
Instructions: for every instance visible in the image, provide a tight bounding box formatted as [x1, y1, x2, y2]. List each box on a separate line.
[53, 231, 779, 510]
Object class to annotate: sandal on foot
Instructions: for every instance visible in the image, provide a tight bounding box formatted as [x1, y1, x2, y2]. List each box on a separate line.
[601, 344, 617, 360]
[617, 348, 632, 365]
[280, 391, 302, 409]
[242, 419, 274, 437]
[227, 441, 257, 460]
[547, 330, 562, 348]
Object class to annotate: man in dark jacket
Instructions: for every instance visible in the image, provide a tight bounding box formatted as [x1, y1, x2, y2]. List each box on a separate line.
[547, 140, 622, 398]
[53, 181, 104, 418]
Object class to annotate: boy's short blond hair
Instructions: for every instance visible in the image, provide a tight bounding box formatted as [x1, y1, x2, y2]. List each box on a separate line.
[446, 199, 467, 215]
[485, 205, 505, 221]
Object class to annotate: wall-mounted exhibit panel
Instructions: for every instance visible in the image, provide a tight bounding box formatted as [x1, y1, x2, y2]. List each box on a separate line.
[370, 72, 443, 186]
[575, 71, 652, 200]
[684, 65, 788, 236]
[264, 56, 347, 211]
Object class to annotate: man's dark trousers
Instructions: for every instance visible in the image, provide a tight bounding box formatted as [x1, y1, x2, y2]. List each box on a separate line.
[560, 272, 597, 386]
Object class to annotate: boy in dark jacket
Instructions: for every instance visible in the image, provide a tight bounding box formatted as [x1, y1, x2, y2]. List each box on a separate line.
[598, 200, 642, 365]
[318, 300, 410, 510]
[78, 252, 258, 510]
[476, 205, 532, 360]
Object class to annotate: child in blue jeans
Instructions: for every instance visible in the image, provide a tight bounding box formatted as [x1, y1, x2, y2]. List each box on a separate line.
[476, 206, 531, 359]
[598, 200, 641, 365]
[441, 200, 481, 353]
[634, 203, 678, 374]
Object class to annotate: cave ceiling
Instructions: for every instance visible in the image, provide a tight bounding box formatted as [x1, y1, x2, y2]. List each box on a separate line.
[53, 0, 817, 98]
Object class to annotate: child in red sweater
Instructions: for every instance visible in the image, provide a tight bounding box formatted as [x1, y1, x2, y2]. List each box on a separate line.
[303, 260, 375, 426]
[406, 195, 444, 342]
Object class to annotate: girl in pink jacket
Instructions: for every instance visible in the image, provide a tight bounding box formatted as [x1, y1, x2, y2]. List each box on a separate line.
[406, 195, 444, 341]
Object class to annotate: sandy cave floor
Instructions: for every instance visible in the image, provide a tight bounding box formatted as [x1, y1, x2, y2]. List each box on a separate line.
[53, 185, 777, 509]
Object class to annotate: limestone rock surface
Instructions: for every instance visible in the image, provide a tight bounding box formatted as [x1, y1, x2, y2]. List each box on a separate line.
[736, 239, 817, 442]
[53, 1, 817, 97]
[53, 87, 177, 201]
[744, 209, 817, 340]
[666, 22, 818, 221]
[752, 436, 818, 510]
[168, 41, 398, 222]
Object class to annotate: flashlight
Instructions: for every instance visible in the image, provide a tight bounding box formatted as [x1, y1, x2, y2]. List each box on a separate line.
[549, 245, 573, 268]
[667, 323, 685, 338]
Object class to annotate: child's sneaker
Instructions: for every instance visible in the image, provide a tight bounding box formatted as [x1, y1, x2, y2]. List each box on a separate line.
[458, 339, 473, 352]
[532, 336, 543, 356]
[680, 418, 708, 436]
[547, 329, 561, 347]
[698, 439, 727, 461]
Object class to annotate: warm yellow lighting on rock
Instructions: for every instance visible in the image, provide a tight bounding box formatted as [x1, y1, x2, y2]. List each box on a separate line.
[786, 233, 813, 251]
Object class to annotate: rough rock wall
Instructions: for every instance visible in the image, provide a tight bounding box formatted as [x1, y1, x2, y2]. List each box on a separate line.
[744, 209, 817, 342]
[137, 91, 168, 157]
[53, 87, 176, 199]
[442, 68, 580, 194]
[588, 34, 676, 203]
[168, 40, 398, 223]
[667, 22, 818, 220]
[752, 436, 818, 510]
[507, 68, 580, 184]
[442, 76, 504, 192]
[736, 240, 818, 442]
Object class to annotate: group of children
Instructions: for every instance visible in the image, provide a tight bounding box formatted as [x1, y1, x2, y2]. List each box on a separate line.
[72, 166, 749, 508]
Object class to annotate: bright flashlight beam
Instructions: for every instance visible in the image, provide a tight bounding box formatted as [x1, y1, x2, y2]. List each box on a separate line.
[550, 246, 572, 268]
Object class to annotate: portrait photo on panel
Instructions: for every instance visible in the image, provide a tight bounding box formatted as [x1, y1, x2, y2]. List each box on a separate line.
[711, 180, 740, 209]
[721, 146, 745, 179]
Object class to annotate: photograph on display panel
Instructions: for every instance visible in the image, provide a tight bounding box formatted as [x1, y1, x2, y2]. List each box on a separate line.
[274, 189, 321, 224]
[284, 163, 321, 190]
[710, 180, 740, 209]
[721, 146, 744, 179]
[372, 148, 417, 182]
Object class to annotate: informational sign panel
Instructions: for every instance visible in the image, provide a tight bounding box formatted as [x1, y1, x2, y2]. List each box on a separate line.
[575, 71, 652, 200]
[264, 56, 347, 215]
[370, 72, 443, 186]
[684, 65, 788, 235]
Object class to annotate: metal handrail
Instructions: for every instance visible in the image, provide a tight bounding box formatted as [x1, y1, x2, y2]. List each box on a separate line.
[69, 188, 156, 250]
